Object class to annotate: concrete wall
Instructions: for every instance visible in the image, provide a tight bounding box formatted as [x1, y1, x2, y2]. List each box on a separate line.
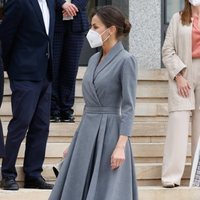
[129, 0, 161, 69]
[112, 0, 129, 50]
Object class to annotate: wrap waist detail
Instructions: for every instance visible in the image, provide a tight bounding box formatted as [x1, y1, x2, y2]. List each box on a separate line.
[84, 106, 120, 114]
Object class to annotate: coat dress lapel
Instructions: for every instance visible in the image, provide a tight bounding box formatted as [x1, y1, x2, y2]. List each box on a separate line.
[86, 42, 124, 106]
[93, 42, 124, 81]
[87, 52, 102, 105]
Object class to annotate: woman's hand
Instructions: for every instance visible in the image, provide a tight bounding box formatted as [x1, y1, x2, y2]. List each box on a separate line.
[175, 75, 191, 98]
[62, 2, 78, 17]
[63, 148, 68, 158]
[111, 146, 126, 170]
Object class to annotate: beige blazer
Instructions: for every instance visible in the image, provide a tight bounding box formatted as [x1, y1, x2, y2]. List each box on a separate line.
[162, 12, 195, 112]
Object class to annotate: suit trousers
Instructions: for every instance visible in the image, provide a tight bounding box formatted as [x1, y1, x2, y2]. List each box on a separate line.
[1, 78, 51, 179]
[51, 19, 84, 114]
[162, 58, 200, 185]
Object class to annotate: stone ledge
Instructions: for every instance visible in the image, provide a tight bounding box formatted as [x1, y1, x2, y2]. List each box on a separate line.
[0, 102, 169, 117]
[0, 163, 191, 183]
[4, 68, 168, 81]
[0, 187, 199, 200]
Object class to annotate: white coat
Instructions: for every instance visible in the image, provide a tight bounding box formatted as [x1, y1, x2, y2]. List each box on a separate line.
[162, 12, 195, 112]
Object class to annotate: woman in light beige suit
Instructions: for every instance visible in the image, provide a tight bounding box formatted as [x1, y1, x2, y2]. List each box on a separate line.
[162, 0, 200, 188]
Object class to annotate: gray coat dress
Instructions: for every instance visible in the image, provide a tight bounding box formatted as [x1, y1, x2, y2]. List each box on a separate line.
[49, 42, 138, 200]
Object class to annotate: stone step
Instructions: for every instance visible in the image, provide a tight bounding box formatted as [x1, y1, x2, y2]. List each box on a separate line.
[2, 121, 169, 137]
[0, 189, 50, 200]
[3, 78, 169, 99]
[0, 121, 169, 139]
[3, 68, 168, 82]
[1, 120, 192, 163]
[139, 187, 200, 200]
[3, 68, 169, 80]
[0, 101, 169, 117]
[0, 116, 171, 124]
[0, 163, 191, 184]
[15, 156, 191, 165]
[11, 143, 191, 163]
[2, 121, 192, 143]
[1, 187, 200, 200]
[0, 187, 199, 200]
[3, 69, 169, 102]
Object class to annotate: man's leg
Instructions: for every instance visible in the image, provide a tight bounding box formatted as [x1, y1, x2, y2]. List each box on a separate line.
[51, 14, 65, 122]
[1, 80, 41, 189]
[59, 26, 84, 122]
[23, 79, 53, 189]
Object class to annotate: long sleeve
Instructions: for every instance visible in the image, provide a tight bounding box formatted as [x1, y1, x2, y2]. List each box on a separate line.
[162, 13, 187, 80]
[56, 0, 66, 7]
[57, 0, 88, 10]
[120, 55, 138, 137]
[0, 0, 23, 67]
[72, 0, 88, 10]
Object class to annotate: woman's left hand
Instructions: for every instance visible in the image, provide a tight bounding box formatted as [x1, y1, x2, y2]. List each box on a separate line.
[62, 2, 78, 17]
[110, 146, 126, 170]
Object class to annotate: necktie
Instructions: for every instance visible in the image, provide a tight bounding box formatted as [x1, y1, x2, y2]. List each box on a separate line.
[39, 0, 50, 35]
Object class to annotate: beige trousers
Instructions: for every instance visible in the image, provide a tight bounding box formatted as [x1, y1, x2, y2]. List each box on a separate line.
[162, 59, 200, 185]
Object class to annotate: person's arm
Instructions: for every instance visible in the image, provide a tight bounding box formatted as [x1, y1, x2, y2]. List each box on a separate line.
[119, 56, 137, 137]
[56, 0, 66, 7]
[57, 0, 88, 10]
[162, 12, 186, 80]
[61, 0, 88, 17]
[0, 0, 23, 67]
[174, 72, 191, 97]
[72, 0, 88, 10]
[60, 0, 79, 17]
[163, 13, 191, 98]
[111, 55, 138, 170]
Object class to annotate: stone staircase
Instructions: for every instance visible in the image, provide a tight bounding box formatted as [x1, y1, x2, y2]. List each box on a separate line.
[0, 68, 200, 200]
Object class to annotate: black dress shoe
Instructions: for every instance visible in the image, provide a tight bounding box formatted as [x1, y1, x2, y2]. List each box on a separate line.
[60, 111, 75, 123]
[2, 177, 19, 190]
[24, 176, 54, 189]
[50, 113, 60, 122]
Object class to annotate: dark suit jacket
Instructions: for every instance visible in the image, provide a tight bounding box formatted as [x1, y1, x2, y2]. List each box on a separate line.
[57, 0, 89, 33]
[0, 0, 55, 81]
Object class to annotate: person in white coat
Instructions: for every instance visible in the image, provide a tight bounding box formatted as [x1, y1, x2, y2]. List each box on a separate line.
[162, 0, 200, 188]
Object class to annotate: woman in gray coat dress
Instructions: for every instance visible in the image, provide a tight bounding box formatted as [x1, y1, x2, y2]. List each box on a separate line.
[49, 6, 138, 200]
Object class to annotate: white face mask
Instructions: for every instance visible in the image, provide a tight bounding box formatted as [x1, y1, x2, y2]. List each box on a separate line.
[86, 29, 110, 48]
[189, 0, 200, 6]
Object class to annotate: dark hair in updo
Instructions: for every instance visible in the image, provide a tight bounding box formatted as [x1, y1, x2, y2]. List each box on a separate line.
[91, 5, 132, 39]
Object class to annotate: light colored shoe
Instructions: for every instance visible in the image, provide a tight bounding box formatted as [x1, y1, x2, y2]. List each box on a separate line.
[162, 182, 179, 188]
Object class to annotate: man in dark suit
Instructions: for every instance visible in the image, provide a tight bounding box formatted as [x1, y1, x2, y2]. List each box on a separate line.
[0, 0, 56, 190]
[51, 0, 89, 122]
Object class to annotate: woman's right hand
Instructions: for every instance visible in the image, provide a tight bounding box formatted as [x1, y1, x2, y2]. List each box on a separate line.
[175, 75, 191, 98]
[63, 148, 68, 158]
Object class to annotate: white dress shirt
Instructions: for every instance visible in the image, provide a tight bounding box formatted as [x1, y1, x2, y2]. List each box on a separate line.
[38, 0, 50, 35]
